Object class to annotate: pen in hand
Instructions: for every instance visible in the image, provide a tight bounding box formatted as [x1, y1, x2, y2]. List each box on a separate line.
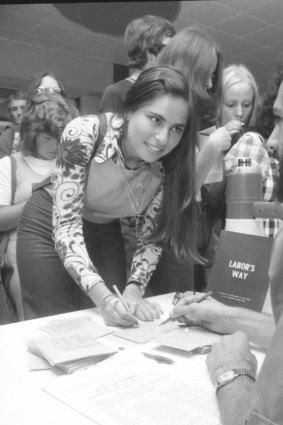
[112, 284, 131, 312]
[159, 290, 213, 326]
[112, 285, 139, 328]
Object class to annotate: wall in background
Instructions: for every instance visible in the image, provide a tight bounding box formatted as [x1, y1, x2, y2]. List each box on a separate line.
[0, 38, 113, 99]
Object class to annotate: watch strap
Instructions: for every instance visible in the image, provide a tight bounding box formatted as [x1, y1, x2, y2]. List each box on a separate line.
[216, 368, 256, 395]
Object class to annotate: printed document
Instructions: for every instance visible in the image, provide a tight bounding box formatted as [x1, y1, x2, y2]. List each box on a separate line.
[44, 349, 220, 425]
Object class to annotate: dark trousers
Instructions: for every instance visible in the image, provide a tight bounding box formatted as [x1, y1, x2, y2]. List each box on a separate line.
[17, 187, 127, 319]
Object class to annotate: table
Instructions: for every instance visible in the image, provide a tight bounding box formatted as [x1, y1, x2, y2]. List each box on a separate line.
[0, 293, 265, 425]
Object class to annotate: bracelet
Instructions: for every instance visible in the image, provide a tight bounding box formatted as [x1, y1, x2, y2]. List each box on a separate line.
[127, 280, 142, 290]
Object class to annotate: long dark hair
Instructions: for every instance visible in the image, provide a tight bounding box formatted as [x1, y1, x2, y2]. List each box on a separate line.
[158, 26, 223, 130]
[124, 65, 200, 263]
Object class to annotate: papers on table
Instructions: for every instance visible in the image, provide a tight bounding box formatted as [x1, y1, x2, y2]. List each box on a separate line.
[112, 320, 176, 344]
[28, 317, 116, 374]
[39, 315, 108, 336]
[155, 327, 221, 353]
[28, 314, 220, 375]
[43, 349, 221, 425]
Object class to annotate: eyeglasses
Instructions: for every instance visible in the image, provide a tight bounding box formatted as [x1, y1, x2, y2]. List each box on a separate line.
[36, 87, 62, 95]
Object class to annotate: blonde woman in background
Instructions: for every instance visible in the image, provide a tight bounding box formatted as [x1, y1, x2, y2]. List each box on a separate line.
[221, 64, 277, 237]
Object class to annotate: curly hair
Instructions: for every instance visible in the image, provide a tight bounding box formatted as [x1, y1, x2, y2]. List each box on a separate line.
[26, 69, 66, 101]
[124, 15, 175, 70]
[19, 93, 78, 156]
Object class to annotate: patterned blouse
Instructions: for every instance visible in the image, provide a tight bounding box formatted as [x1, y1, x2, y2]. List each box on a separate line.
[52, 113, 164, 296]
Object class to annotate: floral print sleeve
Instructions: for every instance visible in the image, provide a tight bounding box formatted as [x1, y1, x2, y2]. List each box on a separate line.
[52, 115, 105, 292]
[128, 185, 163, 295]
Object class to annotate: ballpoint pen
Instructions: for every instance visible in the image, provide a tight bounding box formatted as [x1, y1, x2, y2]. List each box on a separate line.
[142, 352, 174, 364]
[112, 284, 131, 312]
[159, 290, 213, 326]
[118, 347, 174, 365]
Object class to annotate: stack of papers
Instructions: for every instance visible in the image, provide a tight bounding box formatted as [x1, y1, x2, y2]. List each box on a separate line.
[28, 317, 117, 373]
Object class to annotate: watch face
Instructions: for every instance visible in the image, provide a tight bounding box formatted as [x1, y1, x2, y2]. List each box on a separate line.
[218, 370, 236, 384]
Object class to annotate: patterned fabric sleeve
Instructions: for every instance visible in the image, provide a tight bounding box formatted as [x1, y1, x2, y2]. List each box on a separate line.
[128, 185, 164, 295]
[52, 115, 105, 292]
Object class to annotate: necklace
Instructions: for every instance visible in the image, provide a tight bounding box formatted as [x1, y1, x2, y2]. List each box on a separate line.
[118, 153, 152, 231]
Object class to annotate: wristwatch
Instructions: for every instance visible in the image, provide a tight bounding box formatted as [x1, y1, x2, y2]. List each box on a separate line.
[216, 368, 255, 394]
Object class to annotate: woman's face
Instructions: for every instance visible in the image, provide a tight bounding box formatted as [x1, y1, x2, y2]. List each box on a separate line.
[124, 95, 189, 167]
[222, 81, 254, 125]
[35, 132, 58, 160]
[37, 75, 62, 94]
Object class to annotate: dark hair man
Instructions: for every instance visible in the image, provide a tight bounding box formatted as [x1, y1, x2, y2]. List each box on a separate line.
[98, 15, 175, 114]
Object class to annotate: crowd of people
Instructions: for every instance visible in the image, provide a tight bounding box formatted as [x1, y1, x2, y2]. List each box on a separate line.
[0, 13, 283, 425]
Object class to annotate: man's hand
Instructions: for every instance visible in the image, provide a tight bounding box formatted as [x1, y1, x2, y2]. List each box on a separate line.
[206, 332, 258, 384]
[170, 294, 227, 333]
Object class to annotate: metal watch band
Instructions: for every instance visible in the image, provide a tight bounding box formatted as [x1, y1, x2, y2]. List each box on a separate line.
[216, 368, 256, 395]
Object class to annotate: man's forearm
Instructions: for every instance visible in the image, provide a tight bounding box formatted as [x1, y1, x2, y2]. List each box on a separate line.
[219, 306, 274, 348]
[216, 376, 254, 425]
[203, 305, 275, 349]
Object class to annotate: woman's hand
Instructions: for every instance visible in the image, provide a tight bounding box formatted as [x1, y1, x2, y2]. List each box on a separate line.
[224, 119, 244, 135]
[99, 294, 139, 327]
[123, 284, 163, 321]
[206, 126, 232, 153]
[132, 298, 163, 321]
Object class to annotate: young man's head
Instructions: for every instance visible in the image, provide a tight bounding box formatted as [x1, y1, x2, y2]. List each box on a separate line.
[8, 90, 27, 125]
[124, 15, 175, 71]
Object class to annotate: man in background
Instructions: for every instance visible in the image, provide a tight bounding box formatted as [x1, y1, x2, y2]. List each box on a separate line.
[0, 90, 27, 159]
[98, 15, 175, 113]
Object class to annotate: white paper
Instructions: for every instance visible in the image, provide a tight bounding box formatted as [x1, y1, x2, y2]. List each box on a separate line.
[28, 332, 117, 365]
[155, 327, 221, 352]
[44, 349, 220, 425]
[40, 316, 110, 337]
[112, 320, 176, 344]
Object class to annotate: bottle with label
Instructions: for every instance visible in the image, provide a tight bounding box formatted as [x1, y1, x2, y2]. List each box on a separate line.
[225, 158, 264, 236]
[226, 158, 262, 219]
